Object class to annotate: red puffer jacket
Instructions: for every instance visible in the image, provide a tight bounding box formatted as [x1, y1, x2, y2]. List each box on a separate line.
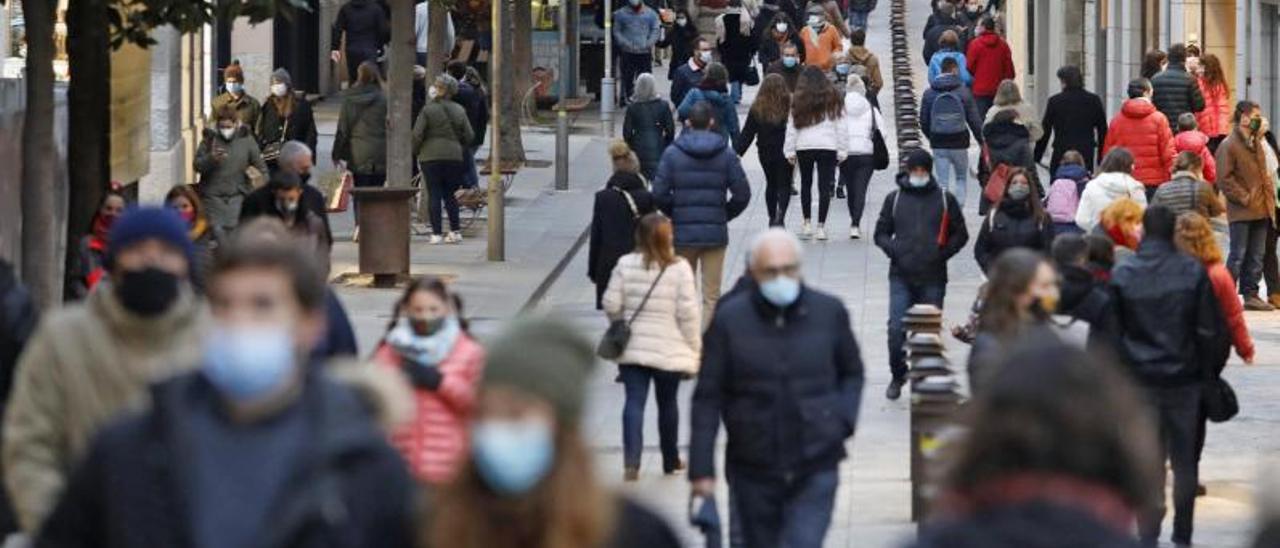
[1195, 79, 1231, 138]
[1102, 99, 1176, 186]
[1174, 130, 1218, 183]
[1206, 262, 1254, 362]
[965, 32, 1015, 98]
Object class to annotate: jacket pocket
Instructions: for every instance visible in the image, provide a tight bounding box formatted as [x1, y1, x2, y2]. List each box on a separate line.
[723, 400, 773, 467]
[798, 393, 852, 461]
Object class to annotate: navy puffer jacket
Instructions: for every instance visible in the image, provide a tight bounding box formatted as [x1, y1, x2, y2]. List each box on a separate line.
[651, 130, 752, 248]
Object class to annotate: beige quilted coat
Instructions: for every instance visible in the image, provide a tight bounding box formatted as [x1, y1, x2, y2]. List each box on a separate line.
[602, 254, 702, 373]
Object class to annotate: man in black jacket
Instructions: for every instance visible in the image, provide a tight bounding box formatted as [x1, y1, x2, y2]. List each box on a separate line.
[1151, 43, 1206, 133]
[330, 0, 390, 83]
[1035, 65, 1109, 173]
[874, 150, 969, 400]
[1050, 234, 1118, 354]
[242, 141, 332, 244]
[671, 38, 714, 109]
[37, 234, 413, 548]
[446, 61, 489, 189]
[1110, 205, 1228, 547]
[690, 229, 865, 548]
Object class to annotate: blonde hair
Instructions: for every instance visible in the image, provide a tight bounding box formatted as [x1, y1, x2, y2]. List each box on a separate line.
[608, 140, 640, 174]
[1174, 212, 1223, 265]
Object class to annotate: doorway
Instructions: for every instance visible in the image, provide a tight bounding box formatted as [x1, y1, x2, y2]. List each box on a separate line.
[274, 0, 321, 94]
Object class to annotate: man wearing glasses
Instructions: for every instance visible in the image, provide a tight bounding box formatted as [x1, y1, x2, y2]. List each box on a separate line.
[688, 229, 866, 548]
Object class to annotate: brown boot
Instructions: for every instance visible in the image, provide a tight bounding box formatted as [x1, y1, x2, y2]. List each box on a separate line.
[1244, 295, 1276, 311]
[624, 467, 639, 482]
[1268, 294, 1280, 309]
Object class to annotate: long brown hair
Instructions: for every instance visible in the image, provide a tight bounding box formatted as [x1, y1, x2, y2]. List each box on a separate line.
[978, 249, 1049, 337]
[1174, 212, 1223, 265]
[424, 426, 615, 548]
[792, 66, 843, 129]
[1201, 53, 1227, 91]
[993, 168, 1049, 226]
[1140, 49, 1166, 79]
[164, 184, 209, 234]
[751, 73, 792, 126]
[635, 213, 676, 269]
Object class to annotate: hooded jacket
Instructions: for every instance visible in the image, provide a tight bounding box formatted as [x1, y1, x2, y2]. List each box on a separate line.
[1074, 171, 1148, 231]
[965, 31, 1016, 98]
[920, 72, 984, 149]
[1101, 99, 1175, 186]
[603, 254, 702, 374]
[36, 369, 415, 548]
[195, 125, 267, 199]
[874, 173, 970, 284]
[983, 117, 1033, 169]
[847, 45, 883, 96]
[677, 87, 741, 142]
[927, 50, 972, 87]
[624, 97, 676, 179]
[1173, 130, 1217, 183]
[1216, 128, 1277, 222]
[4, 286, 206, 532]
[1150, 64, 1206, 132]
[1110, 238, 1227, 387]
[589, 172, 657, 289]
[652, 130, 751, 248]
[332, 82, 388, 175]
[985, 101, 1044, 143]
[843, 91, 885, 156]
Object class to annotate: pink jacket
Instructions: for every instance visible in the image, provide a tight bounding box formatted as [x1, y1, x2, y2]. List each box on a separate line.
[1195, 79, 1231, 138]
[374, 335, 485, 484]
[1174, 130, 1218, 183]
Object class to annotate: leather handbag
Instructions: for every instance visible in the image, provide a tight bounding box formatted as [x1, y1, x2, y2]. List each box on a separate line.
[1204, 377, 1239, 423]
[597, 267, 667, 360]
[871, 108, 889, 170]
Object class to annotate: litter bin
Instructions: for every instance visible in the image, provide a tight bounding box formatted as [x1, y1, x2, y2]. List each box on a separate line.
[351, 187, 419, 287]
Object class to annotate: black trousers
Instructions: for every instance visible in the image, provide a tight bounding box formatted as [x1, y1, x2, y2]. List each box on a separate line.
[420, 161, 462, 235]
[345, 48, 378, 83]
[841, 155, 875, 228]
[761, 157, 794, 226]
[1140, 385, 1201, 545]
[1263, 208, 1279, 297]
[797, 150, 838, 223]
[619, 52, 653, 104]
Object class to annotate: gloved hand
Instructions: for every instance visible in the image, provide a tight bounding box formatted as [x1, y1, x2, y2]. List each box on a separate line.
[401, 358, 443, 390]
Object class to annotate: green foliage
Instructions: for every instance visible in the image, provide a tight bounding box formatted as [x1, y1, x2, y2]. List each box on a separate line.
[104, 0, 313, 49]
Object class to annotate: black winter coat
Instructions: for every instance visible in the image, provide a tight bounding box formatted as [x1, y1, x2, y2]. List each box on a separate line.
[454, 82, 489, 148]
[1057, 264, 1119, 354]
[1034, 87, 1109, 172]
[983, 118, 1034, 169]
[1150, 64, 1206, 132]
[589, 172, 657, 288]
[690, 286, 865, 479]
[914, 500, 1143, 548]
[735, 110, 788, 165]
[922, 13, 966, 64]
[757, 32, 805, 68]
[330, 0, 388, 54]
[1109, 239, 1228, 387]
[37, 371, 415, 548]
[874, 175, 969, 284]
[660, 22, 701, 81]
[257, 96, 319, 158]
[623, 98, 676, 179]
[669, 64, 704, 112]
[973, 200, 1053, 273]
[718, 13, 755, 81]
[240, 180, 332, 245]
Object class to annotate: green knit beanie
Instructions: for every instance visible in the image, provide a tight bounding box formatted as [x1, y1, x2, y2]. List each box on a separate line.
[482, 317, 597, 422]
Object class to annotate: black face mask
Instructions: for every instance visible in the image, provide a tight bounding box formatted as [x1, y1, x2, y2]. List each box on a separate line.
[410, 317, 446, 337]
[116, 267, 180, 317]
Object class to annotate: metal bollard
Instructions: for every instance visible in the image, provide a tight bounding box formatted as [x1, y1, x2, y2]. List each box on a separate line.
[904, 304, 964, 526]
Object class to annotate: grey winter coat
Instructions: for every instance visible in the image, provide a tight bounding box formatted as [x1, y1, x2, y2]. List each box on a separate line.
[194, 126, 267, 232]
[333, 83, 388, 175]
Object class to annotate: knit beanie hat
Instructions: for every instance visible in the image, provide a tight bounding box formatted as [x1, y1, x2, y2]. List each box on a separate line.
[272, 67, 292, 88]
[906, 149, 934, 172]
[483, 317, 596, 422]
[104, 206, 196, 270]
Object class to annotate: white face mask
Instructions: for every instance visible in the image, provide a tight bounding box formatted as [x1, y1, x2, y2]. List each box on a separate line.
[220, 127, 237, 140]
[775, 22, 789, 33]
[428, 86, 440, 99]
[808, 16, 822, 27]
[270, 83, 288, 97]
[908, 174, 930, 188]
[699, 50, 713, 64]
[676, 17, 687, 26]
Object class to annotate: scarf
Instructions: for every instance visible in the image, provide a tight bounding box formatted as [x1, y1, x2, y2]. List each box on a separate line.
[935, 473, 1136, 535]
[189, 217, 209, 241]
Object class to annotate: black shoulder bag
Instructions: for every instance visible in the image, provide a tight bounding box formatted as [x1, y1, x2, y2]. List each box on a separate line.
[597, 267, 667, 360]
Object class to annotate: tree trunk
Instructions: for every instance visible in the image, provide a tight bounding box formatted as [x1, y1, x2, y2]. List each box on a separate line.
[20, 0, 60, 309]
[498, 0, 525, 163]
[512, 0, 532, 99]
[386, 0, 416, 187]
[424, 0, 449, 81]
[65, 0, 110, 301]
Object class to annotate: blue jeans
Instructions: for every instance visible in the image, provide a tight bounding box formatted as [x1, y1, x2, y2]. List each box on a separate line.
[932, 148, 969, 208]
[619, 364, 682, 471]
[729, 465, 839, 548]
[1228, 219, 1268, 295]
[731, 80, 744, 104]
[888, 275, 946, 380]
[848, 9, 870, 29]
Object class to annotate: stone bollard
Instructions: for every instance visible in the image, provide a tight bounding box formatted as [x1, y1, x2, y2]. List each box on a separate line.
[351, 187, 420, 288]
[904, 304, 964, 526]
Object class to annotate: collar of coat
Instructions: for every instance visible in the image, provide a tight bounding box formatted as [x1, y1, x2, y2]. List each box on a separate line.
[750, 284, 810, 320]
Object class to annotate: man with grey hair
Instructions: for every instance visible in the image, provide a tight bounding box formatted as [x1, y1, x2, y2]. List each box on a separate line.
[240, 140, 331, 242]
[690, 228, 865, 548]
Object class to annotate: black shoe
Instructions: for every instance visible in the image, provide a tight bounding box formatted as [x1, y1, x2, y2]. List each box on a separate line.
[836, 185, 846, 199]
[791, 186, 799, 196]
[885, 378, 906, 400]
[1196, 483, 1207, 497]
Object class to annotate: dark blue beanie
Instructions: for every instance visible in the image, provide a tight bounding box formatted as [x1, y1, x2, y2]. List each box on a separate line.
[104, 206, 196, 270]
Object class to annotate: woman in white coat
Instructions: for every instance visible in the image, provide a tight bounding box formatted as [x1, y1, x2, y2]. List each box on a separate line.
[785, 66, 849, 241]
[604, 212, 702, 482]
[839, 75, 885, 239]
[1075, 147, 1148, 231]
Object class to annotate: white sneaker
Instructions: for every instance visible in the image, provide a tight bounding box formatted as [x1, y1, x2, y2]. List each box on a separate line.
[850, 226, 862, 239]
[428, 234, 443, 245]
[444, 232, 462, 244]
[816, 224, 828, 241]
[801, 220, 813, 239]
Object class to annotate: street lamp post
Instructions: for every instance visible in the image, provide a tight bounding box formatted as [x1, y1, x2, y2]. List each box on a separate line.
[555, 0, 571, 191]
[488, 0, 505, 261]
[601, 0, 615, 135]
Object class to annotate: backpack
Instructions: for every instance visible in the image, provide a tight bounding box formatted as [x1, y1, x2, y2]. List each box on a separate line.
[1044, 178, 1081, 223]
[929, 90, 968, 137]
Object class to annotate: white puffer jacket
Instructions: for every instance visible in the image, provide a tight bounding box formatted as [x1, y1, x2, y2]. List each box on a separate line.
[1075, 171, 1149, 231]
[843, 92, 885, 156]
[784, 114, 849, 159]
[602, 254, 702, 373]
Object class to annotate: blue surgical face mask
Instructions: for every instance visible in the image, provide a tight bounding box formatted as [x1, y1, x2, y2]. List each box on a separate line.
[202, 325, 297, 401]
[835, 63, 851, 75]
[472, 419, 555, 496]
[759, 275, 801, 308]
[226, 81, 243, 95]
[908, 174, 931, 188]
[782, 56, 799, 68]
